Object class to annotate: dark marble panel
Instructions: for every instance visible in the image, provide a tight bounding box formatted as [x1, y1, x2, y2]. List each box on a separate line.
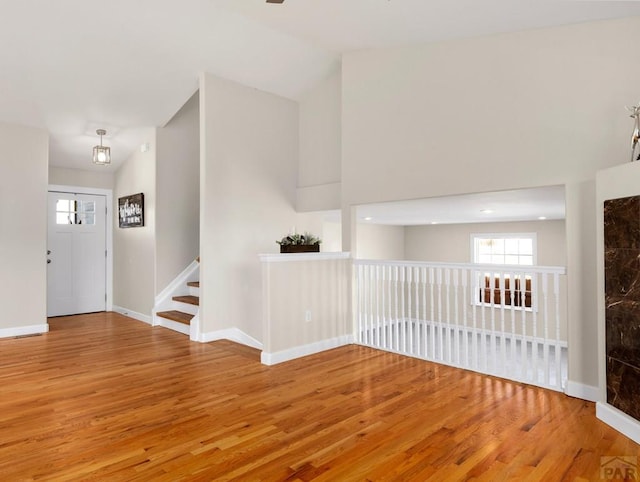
[606, 301, 640, 367]
[605, 248, 640, 303]
[605, 196, 640, 249]
[605, 195, 640, 423]
[607, 356, 640, 422]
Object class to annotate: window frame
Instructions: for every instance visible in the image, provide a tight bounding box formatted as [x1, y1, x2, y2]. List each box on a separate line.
[470, 233, 538, 311]
[470, 232, 537, 267]
[55, 198, 96, 225]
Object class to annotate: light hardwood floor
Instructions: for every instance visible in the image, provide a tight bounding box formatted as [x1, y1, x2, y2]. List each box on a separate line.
[0, 312, 638, 481]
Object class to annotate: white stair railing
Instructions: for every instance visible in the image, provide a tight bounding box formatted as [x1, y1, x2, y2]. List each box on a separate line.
[354, 260, 567, 392]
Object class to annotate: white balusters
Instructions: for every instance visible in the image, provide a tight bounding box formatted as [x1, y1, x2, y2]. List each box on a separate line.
[444, 268, 451, 364]
[453, 269, 460, 366]
[407, 266, 413, 355]
[499, 273, 506, 376]
[520, 274, 527, 380]
[429, 267, 436, 359]
[531, 272, 538, 384]
[542, 273, 550, 386]
[480, 270, 487, 372]
[554, 272, 561, 388]
[394, 265, 399, 352]
[489, 271, 496, 374]
[353, 260, 566, 392]
[437, 267, 443, 361]
[415, 266, 420, 357]
[472, 270, 479, 371]
[509, 270, 517, 379]
[382, 265, 387, 349]
[461, 268, 469, 367]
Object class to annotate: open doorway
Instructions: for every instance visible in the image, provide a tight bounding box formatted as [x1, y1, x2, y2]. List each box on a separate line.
[352, 185, 568, 392]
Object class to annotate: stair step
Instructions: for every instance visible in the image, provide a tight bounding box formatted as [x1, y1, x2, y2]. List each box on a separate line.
[173, 295, 199, 306]
[157, 310, 193, 325]
[187, 281, 199, 288]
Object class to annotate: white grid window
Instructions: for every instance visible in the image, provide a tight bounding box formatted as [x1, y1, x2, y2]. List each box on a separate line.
[471, 233, 537, 309]
[472, 234, 536, 266]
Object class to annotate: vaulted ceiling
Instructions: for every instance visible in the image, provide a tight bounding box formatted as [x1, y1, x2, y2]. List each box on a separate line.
[2, 0, 640, 171]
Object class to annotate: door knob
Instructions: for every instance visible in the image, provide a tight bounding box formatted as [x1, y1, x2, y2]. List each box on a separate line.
[47, 259, 51, 264]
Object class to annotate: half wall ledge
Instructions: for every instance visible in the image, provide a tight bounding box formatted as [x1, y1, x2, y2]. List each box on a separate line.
[260, 252, 352, 365]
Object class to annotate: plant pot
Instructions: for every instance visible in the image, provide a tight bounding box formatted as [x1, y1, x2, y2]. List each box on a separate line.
[280, 244, 320, 254]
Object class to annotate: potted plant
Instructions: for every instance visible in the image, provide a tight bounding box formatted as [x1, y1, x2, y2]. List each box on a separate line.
[276, 232, 322, 253]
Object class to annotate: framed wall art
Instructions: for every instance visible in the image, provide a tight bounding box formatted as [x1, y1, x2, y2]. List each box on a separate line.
[118, 193, 144, 228]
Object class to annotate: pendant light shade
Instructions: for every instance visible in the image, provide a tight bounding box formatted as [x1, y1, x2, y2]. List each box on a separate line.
[92, 129, 111, 165]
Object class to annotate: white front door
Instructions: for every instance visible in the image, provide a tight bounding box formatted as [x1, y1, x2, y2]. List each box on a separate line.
[47, 191, 107, 317]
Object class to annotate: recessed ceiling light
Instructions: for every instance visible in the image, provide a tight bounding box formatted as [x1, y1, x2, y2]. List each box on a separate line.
[431, 221, 438, 225]
[538, 216, 547, 220]
[480, 209, 494, 214]
[364, 216, 373, 221]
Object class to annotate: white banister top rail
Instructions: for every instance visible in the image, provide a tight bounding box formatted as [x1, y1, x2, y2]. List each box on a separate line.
[353, 259, 566, 275]
[260, 252, 351, 263]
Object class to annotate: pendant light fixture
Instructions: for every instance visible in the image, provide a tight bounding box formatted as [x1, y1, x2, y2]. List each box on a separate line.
[92, 129, 111, 165]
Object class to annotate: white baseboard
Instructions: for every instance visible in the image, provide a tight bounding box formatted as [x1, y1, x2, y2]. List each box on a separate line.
[0, 324, 49, 339]
[112, 305, 152, 325]
[261, 334, 354, 366]
[200, 328, 263, 350]
[597, 402, 640, 445]
[564, 380, 600, 402]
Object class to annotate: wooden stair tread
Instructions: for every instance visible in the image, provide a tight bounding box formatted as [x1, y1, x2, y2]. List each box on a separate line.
[156, 310, 193, 325]
[187, 281, 199, 288]
[173, 295, 199, 306]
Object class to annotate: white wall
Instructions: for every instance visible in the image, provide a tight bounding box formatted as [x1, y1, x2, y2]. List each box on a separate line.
[322, 220, 342, 252]
[405, 220, 566, 266]
[297, 69, 342, 212]
[342, 18, 637, 207]
[0, 122, 48, 334]
[342, 17, 640, 391]
[285, 211, 342, 253]
[356, 223, 405, 260]
[298, 69, 341, 188]
[49, 166, 114, 190]
[156, 91, 200, 292]
[113, 129, 156, 317]
[199, 73, 299, 342]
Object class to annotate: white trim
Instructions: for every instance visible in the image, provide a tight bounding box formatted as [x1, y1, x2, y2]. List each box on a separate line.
[200, 327, 263, 349]
[112, 305, 152, 325]
[48, 184, 113, 312]
[597, 402, 640, 445]
[189, 313, 200, 342]
[564, 380, 599, 402]
[259, 252, 351, 263]
[353, 258, 565, 274]
[261, 334, 354, 366]
[155, 259, 200, 304]
[0, 324, 49, 338]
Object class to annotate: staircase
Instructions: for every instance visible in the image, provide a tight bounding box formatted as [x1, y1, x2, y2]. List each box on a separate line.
[153, 259, 200, 340]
